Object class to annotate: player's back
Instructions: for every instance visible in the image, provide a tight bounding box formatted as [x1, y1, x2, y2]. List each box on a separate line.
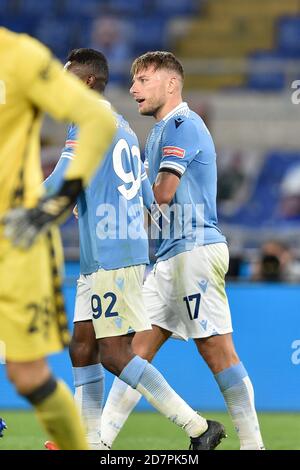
[0, 28, 44, 218]
[77, 113, 149, 273]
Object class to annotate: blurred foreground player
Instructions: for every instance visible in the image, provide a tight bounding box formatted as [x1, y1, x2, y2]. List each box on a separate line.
[0, 28, 115, 450]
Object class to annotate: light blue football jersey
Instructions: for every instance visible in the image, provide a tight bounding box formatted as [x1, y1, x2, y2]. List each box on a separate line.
[44, 105, 153, 274]
[145, 102, 226, 262]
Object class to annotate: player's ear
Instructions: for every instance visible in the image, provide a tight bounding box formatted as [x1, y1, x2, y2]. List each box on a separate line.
[167, 76, 177, 94]
[86, 75, 96, 88]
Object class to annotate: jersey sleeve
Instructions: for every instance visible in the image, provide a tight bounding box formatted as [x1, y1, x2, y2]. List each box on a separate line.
[43, 156, 71, 196]
[60, 124, 78, 160]
[144, 158, 149, 173]
[141, 161, 153, 209]
[17, 33, 116, 187]
[43, 125, 78, 196]
[159, 117, 202, 178]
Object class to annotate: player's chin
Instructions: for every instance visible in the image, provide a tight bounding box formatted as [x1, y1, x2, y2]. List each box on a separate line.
[139, 107, 154, 116]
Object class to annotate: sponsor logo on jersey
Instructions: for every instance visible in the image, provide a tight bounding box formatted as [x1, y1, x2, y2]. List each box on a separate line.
[162, 146, 185, 158]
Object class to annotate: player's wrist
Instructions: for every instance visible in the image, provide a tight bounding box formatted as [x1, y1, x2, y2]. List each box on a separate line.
[38, 178, 83, 221]
[58, 178, 83, 201]
[147, 200, 170, 231]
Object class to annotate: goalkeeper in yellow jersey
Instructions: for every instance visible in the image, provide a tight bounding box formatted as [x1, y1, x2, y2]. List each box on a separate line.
[0, 28, 116, 450]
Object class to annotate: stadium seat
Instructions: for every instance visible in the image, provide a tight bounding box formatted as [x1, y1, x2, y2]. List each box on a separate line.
[18, 0, 58, 16]
[63, 0, 104, 17]
[0, 15, 36, 35]
[155, 0, 198, 16]
[0, 0, 8, 14]
[33, 16, 76, 59]
[277, 16, 300, 58]
[247, 51, 286, 91]
[133, 16, 168, 54]
[1, 9, 93, 60]
[219, 152, 300, 227]
[107, 0, 148, 14]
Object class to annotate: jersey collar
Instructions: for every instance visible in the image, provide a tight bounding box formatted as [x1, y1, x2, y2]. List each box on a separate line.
[162, 102, 189, 123]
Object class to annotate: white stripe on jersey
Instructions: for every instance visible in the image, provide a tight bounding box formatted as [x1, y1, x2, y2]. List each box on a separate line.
[61, 152, 75, 160]
[162, 102, 189, 122]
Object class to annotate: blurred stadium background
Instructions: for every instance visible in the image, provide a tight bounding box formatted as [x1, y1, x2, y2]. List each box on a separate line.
[1, 0, 300, 449]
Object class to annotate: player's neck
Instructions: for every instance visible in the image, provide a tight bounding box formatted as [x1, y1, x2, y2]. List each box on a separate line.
[154, 97, 183, 122]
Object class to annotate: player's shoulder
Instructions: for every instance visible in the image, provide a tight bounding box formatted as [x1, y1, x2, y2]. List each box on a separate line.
[165, 108, 200, 130]
[163, 111, 201, 143]
[0, 27, 17, 47]
[10, 30, 53, 85]
[0, 28, 29, 49]
[16, 31, 50, 63]
[1, 28, 49, 65]
[115, 113, 139, 144]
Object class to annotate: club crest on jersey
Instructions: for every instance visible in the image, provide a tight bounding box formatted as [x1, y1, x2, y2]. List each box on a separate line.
[175, 117, 184, 128]
[162, 146, 185, 159]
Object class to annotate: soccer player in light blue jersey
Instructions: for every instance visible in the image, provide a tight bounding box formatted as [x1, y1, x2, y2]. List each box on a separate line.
[101, 51, 265, 450]
[44, 49, 226, 450]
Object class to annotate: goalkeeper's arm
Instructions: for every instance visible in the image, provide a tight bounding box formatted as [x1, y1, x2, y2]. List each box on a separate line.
[3, 35, 116, 248]
[3, 179, 83, 248]
[18, 34, 117, 187]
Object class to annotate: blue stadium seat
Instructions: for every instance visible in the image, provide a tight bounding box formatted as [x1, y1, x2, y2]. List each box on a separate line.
[133, 16, 168, 54]
[219, 152, 300, 227]
[277, 16, 300, 58]
[18, 0, 58, 16]
[0, 15, 36, 35]
[0, 0, 8, 15]
[247, 51, 286, 91]
[34, 16, 76, 59]
[247, 74, 285, 91]
[250, 50, 287, 61]
[63, 0, 104, 17]
[154, 0, 198, 16]
[107, 0, 147, 14]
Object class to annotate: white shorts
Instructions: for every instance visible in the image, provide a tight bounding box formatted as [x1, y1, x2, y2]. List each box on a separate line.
[143, 243, 233, 341]
[74, 265, 152, 339]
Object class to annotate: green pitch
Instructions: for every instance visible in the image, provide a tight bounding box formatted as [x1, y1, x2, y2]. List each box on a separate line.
[0, 410, 299, 450]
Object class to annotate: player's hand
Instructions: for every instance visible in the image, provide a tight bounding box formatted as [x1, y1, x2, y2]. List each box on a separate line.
[146, 201, 170, 231]
[2, 179, 82, 249]
[0, 418, 7, 438]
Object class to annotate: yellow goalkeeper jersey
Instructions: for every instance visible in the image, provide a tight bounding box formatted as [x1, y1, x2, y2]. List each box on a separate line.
[0, 27, 116, 218]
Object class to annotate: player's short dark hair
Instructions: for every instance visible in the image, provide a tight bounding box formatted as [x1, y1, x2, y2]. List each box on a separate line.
[131, 51, 184, 81]
[67, 48, 109, 92]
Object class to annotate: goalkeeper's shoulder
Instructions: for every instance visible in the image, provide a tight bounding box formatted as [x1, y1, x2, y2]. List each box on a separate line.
[14, 30, 55, 87]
